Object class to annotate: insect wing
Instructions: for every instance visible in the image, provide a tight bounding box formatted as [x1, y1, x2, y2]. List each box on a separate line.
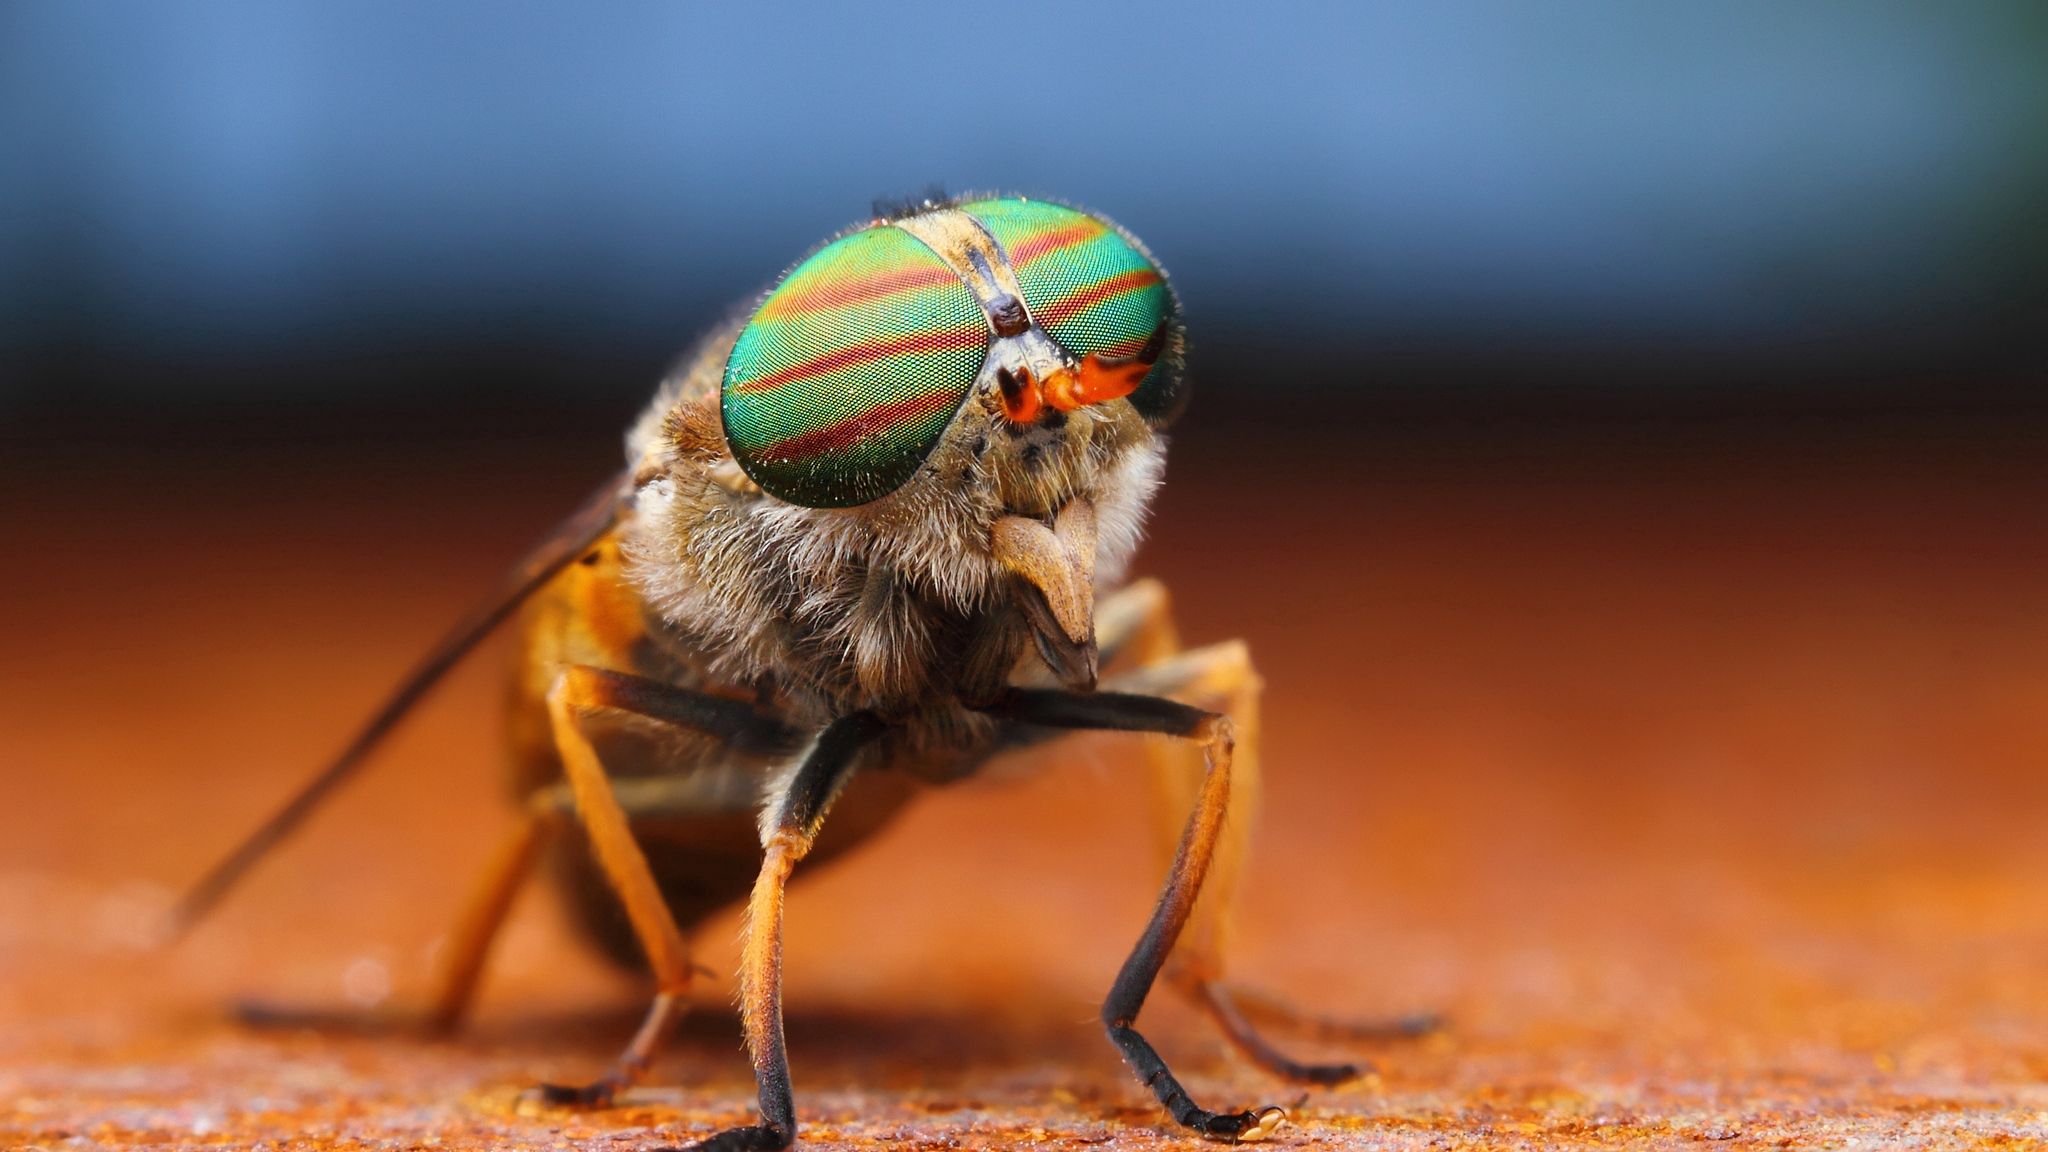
[169, 469, 633, 938]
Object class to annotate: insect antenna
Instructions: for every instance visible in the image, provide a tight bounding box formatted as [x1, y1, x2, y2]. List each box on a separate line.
[164, 469, 633, 942]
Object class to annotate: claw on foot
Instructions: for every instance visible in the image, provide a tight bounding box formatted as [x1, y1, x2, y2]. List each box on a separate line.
[1209, 1105, 1288, 1143]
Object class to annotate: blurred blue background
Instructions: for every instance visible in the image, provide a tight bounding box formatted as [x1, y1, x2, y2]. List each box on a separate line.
[2, 1, 2042, 421]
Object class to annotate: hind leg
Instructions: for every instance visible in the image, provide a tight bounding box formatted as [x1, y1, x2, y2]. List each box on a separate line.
[235, 665, 796, 1106]
[1096, 581, 1439, 1080]
[978, 687, 1293, 1140]
[421, 803, 560, 1032]
[234, 805, 559, 1036]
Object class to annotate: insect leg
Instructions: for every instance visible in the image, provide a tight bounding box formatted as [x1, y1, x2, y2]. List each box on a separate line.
[1091, 576, 1175, 668]
[662, 711, 891, 1152]
[168, 471, 630, 940]
[420, 803, 560, 1032]
[974, 687, 1286, 1143]
[234, 800, 566, 1036]
[542, 665, 798, 1109]
[1093, 582, 1249, 991]
[1119, 628, 1439, 1063]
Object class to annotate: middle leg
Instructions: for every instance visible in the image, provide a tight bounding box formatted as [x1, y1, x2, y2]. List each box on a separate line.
[664, 710, 892, 1152]
[1095, 583, 1437, 1081]
[976, 686, 1290, 1142]
[540, 665, 799, 1107]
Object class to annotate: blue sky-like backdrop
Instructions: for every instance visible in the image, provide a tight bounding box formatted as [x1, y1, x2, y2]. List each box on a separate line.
[2, 2, 2042, 405]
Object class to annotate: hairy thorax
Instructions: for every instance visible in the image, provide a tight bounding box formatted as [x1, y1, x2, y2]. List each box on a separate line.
[618, 330, 1165, 731]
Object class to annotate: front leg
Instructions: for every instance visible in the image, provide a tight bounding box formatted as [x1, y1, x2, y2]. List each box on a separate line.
[661, 711, 892, 1152]
[976, 687, 1288, 1143]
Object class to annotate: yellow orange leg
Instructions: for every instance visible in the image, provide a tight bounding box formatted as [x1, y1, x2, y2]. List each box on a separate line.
[233, 663, 784, 1052]
[1096, 580, 1247, 999]
[1105, 584, 1241, 987]
[677, 711, 891, 1152]
[231, 808, 558, 1036]
[539, 665, 791, 1108]
[421, 804, 559, 1033]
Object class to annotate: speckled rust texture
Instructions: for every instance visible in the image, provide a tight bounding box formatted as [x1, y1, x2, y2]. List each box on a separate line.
[4, 420, 2047, 1150]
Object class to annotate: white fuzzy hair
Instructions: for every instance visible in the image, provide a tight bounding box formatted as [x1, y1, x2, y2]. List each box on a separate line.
[617, 327, 1166, 725]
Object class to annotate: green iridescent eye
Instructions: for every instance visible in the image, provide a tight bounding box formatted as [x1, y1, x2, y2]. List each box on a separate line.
[722, 224, 990, 508]
[959, 197, 1181, 422]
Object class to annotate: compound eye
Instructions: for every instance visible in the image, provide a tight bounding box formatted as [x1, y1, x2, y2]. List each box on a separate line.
[722, 224, 990, 507]
[960, 197, 1183, 423]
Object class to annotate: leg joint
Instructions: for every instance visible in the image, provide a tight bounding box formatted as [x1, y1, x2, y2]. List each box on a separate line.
[1196, 711, 1235, 752]
[545, 663, 595, 706]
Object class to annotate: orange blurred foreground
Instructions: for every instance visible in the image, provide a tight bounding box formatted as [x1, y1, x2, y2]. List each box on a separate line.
[3, 414, 2047, 1149]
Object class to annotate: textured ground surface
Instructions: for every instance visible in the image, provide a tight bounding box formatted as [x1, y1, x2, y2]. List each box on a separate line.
[5, 414, 2048, 1150]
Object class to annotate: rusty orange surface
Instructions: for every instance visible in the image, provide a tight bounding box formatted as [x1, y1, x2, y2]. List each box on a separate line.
[4, 418, 2048, 1149]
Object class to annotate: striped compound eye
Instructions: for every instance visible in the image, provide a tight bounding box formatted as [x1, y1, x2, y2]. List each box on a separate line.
[722, 224, 990, 508]
[958, 198, 1181, 423]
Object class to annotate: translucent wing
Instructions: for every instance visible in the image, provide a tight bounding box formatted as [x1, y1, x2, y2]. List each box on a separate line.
[167, 468, 634, 940]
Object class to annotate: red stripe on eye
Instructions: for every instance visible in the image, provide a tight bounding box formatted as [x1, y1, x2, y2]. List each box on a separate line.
[1033, 269, 1163, 329]
[734, 324, 988, 393]
[755, 388, 964, 463]
[761, 261, 962, 319]
[1007, 221, 1105, 267]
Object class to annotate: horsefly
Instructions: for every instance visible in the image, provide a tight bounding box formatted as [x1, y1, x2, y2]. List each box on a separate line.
[172, 194, 1429, 1150]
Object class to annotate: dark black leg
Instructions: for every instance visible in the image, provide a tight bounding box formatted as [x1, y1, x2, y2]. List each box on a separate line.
[657, 711, 891, 1152]
[977, 688, 1288, 1143]
[1194, 984, 1415, 1086]
[1063, 608, 1437, 1086]
[1216, 984, 1444, 1045]
[538, 990, 688, 1106]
